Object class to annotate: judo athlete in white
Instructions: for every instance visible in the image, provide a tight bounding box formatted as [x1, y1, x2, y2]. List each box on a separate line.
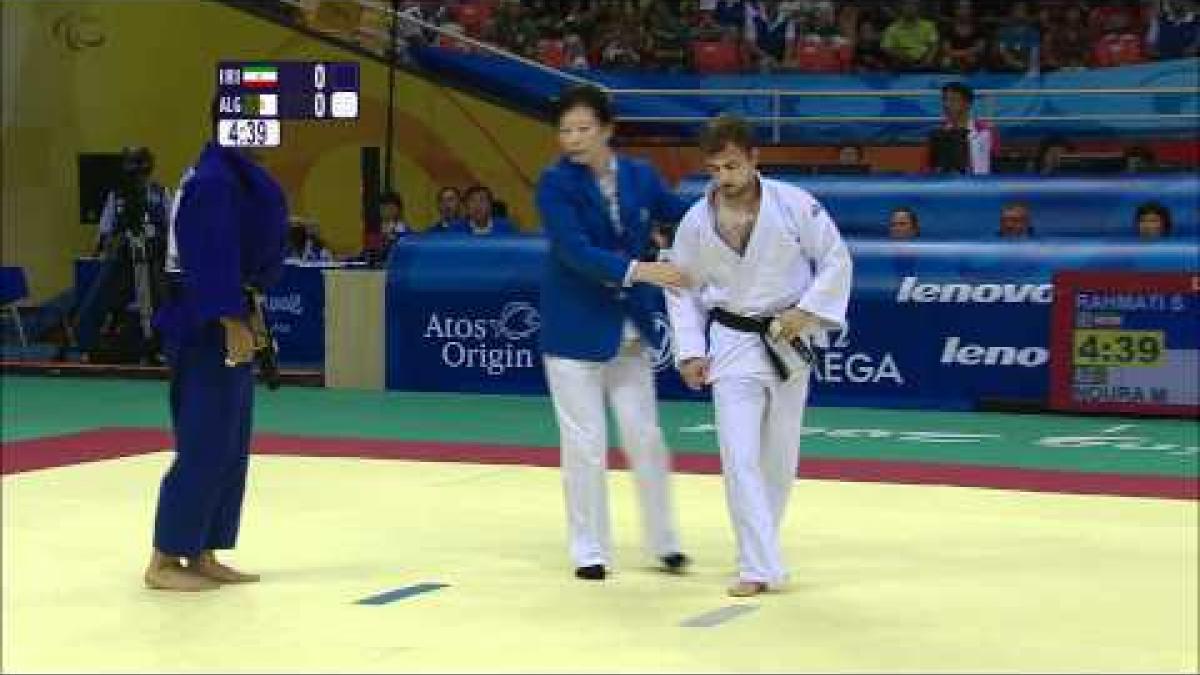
[664, 115, 853, 597]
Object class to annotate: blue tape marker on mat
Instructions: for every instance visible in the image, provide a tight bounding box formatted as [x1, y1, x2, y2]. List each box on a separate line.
[680, 604, 758, 627]
[356, 582, 449, 605]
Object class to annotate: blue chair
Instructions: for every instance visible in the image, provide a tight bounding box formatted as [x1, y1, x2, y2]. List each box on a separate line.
[0, 266, 29, 346]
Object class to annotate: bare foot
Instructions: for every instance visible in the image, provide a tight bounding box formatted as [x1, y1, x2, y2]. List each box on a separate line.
[144, 554, 219, 592]
[188, 551, 261, 583]
[727, 581, 769, 597]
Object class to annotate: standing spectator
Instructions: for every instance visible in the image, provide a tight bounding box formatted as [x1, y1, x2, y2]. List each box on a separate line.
[462, 185, 519, 236]
[744, 0, 798, 72]
[938, 0, 986, 72]
[889, 206, 921, 239]
[928, 82, 995, 175]
[426, 186, 467, 233]
[998, 201, 1033, 239]
[991, 1, 1041, 73]
[881, 0, 940, 71]
[1134, 202, 1173, 239]
[1146, 0, 1200, 59]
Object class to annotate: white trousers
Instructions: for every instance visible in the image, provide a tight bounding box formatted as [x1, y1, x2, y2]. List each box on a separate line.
[712, 374, 810, 586]
[544, 352, 682, 567]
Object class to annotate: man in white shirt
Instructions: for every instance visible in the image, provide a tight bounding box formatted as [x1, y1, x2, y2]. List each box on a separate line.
[665, 114, 852, 596]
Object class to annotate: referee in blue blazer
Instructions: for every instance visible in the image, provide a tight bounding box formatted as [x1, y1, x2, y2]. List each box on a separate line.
[536, 84, 694, 581]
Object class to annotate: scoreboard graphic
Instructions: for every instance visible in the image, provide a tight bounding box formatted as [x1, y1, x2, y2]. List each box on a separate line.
[215, 61, 359, 147]
[1050, 270, 1199, 417]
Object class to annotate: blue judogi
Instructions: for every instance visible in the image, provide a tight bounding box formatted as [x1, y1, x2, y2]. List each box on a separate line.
[151, 143, 287, 557]
[536, 154, 691, 361]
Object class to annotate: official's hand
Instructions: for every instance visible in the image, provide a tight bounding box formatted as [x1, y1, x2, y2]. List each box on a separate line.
[633, 262, 690, 290]
[679, 357, 710, 391]
[220, 317, 256, 366]
[774, 308, 820, 342]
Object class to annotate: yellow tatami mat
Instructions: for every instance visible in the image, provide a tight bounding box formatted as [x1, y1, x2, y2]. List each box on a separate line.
[3, 453, 1196, 672]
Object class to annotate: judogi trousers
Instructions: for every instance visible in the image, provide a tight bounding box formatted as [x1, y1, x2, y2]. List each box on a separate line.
[711, 372, 810, 586]
[544, 350, 682, 567]
[153, 322, 254, 557]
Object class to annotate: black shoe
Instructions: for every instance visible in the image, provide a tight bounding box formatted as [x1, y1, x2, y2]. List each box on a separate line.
[661, 552, 690, 574]
[574, 564, 606, 581]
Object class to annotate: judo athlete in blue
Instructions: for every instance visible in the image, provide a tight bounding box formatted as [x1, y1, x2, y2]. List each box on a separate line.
[143, 142, 287, 591]
[536, 84, 694, 581]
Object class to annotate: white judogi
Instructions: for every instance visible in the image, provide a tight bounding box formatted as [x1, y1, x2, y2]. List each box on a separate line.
[665, 176, 852, 586]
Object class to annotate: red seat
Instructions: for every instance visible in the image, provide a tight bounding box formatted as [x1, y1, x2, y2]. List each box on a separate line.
[537, 39, 566, 68]
[792, 38, 851, 73]
[691, 40, 741, 74]
[1092, 32, 1144, 67]
[452, 3, 493, 38]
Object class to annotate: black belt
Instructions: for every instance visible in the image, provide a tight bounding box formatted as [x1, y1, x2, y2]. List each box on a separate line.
[709, 307, 789, 380]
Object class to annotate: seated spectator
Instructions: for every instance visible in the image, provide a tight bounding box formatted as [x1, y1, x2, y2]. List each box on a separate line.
[990, 1, 1040, 73]
[484, 0, 541, 59]
[853, 17, 890, 71]
[889, 206, 921, 239]
[1093, 9, 1146, 67]
[790, 5, 851, 71]
[597, 24, 643, 69]
[1123, 146, 1158, 173]
[644, 2, 692, 72]
[713, 0, 748, 29]
[927, 81, 995, 175]
[1035, 135, 1074, 175]
[1146, 0, 1200, 59]
[463, 185, 519, 236]
[563, 32, 590, 69]
[998, 201, 1033, 239]
[744, 0, 797, 72]
[286, 217, 334, 262]
[837, 143, 866, 167]
[1134, 202, 1173, 239]
[379, 191, 412, 250]
[881, 0, 939, 71]
[938, 0, 986, 72]
[1041, 2, 1092, 70]
[427, 186, 467, 233]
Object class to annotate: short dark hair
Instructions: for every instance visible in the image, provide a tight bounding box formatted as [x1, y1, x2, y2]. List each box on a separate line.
[698, 114, 756, 155]
[464, 184, 493, 202]
[554, 84, 614, 125]
[891, 206, 920, 230]
[1134, 201, 1172, 235]
[380, 191, 403, 207]
[942, 81, 974, 103]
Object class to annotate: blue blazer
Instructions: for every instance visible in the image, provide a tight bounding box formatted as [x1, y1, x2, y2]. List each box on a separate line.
[536, 154, 691, 361]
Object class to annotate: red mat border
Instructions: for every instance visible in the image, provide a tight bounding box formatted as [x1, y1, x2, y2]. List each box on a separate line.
[3, 427, 1196, 500]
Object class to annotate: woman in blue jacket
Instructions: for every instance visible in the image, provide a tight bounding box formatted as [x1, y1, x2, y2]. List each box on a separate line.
[536, 84, 694, 581]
